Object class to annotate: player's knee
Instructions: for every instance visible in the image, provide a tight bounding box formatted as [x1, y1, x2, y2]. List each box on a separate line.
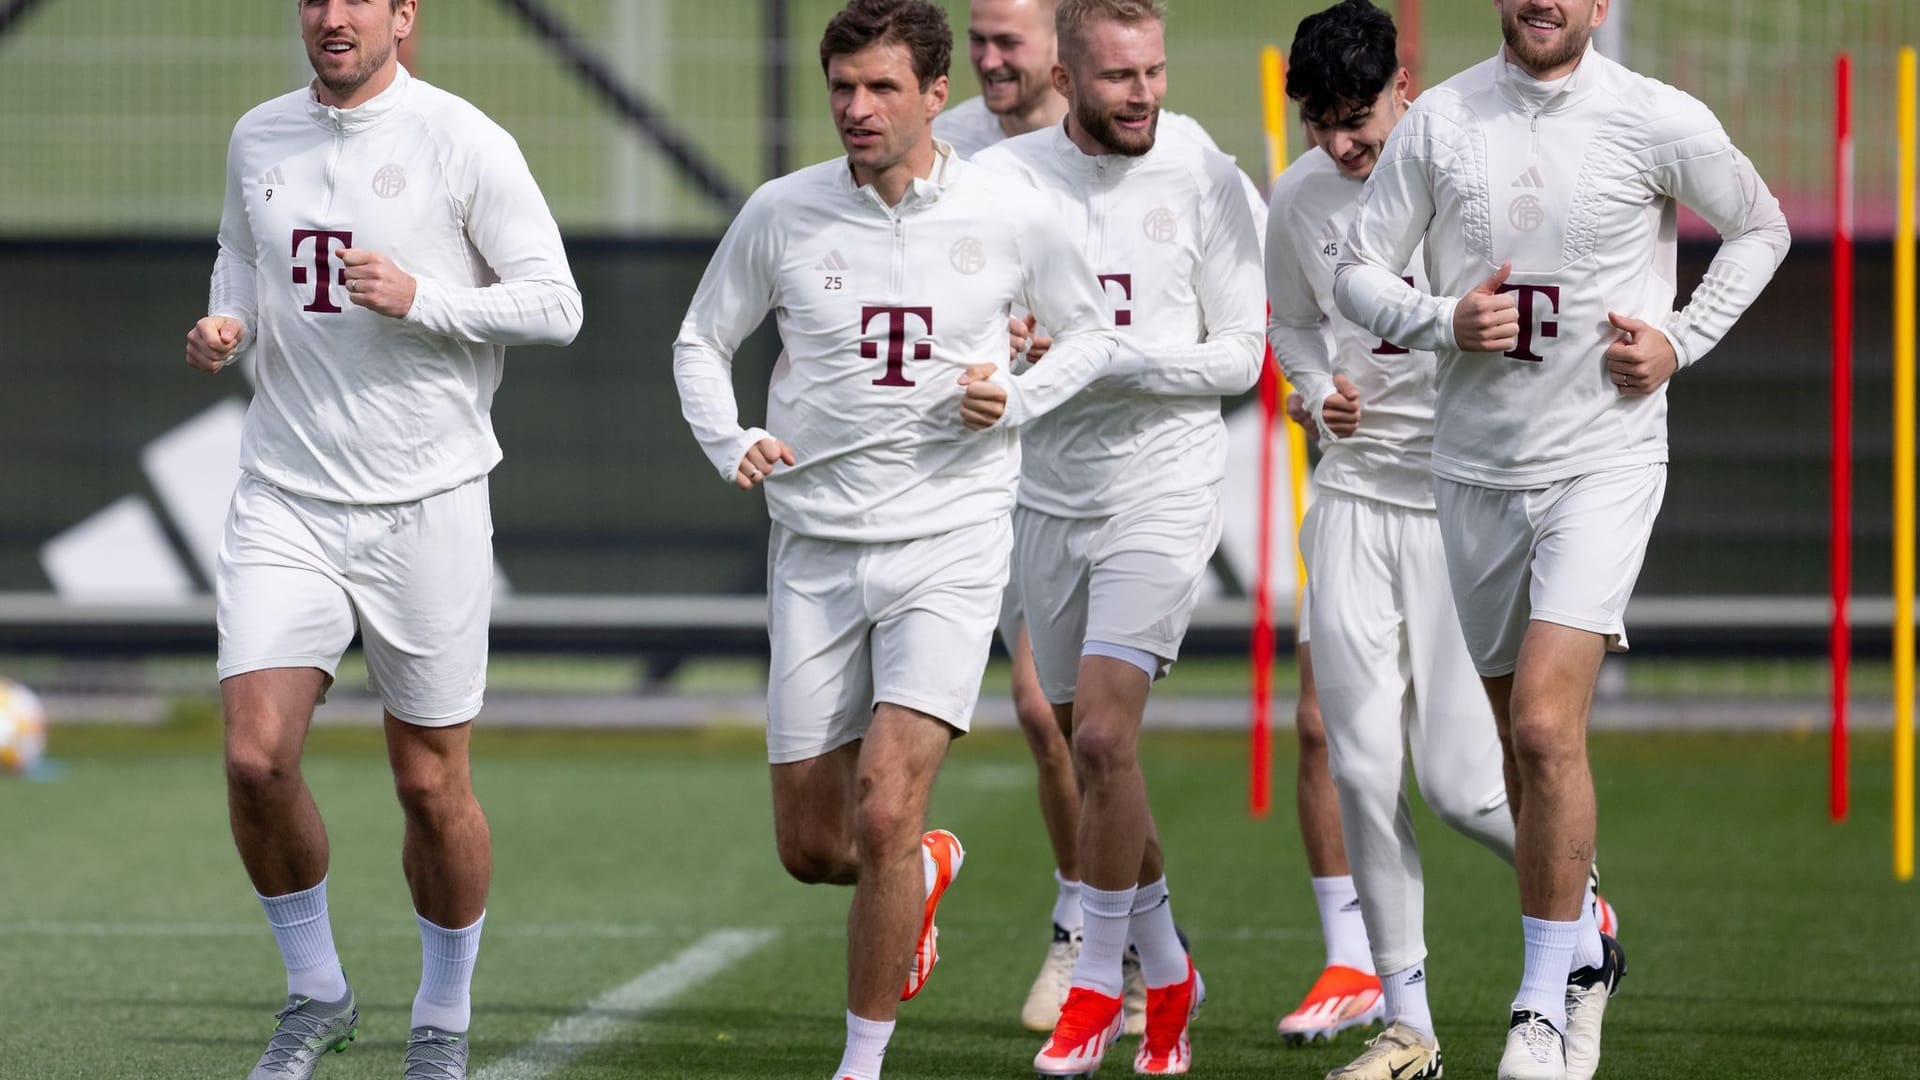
[852, 797, 920, 864]
[224, 743, 298, 802]
[1070, 717, 1137, 785]
[1015, 696, 1069, 760]
[390, 759, 467, 821]
[1507, 708, 1583, 776]
[1419, 778, 1497, 834]
[1325, 747, 1392, 803]
[776, 834, 855, 884]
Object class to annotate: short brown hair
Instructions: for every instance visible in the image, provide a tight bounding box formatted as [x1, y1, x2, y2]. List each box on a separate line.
[819, 0, 952, 91]
[1056, 0, 1166, 64]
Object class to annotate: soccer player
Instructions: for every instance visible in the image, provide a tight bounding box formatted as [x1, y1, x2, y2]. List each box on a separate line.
[184, 1, 581, 1077]
[940, 0, 1277, 1038]
[1332, 1, 1790, 1076]
[936, 0, 1068, 157]
[671, 3, 1122, 1077]
[969, 1, 1264, 1073]
[936, 0, 1097, 1033]
[1268, 3, 1528, 1075]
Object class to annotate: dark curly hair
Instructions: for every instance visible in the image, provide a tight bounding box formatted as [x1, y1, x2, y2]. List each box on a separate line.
[1285, 0, 1400, 124]
[819, 0, 952, 92]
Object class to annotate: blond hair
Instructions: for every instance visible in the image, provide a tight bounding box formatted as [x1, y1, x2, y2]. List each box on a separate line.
[1055, 0, 1167, 64]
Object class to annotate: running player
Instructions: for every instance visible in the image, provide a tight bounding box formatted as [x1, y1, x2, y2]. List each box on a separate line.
[187, 2, 582, 1077]
[1269, 4, 1521, 1075]
[1333, 1, 1789, 1075]
[671, 3, 1123, 1076]
[971, 1, 1264, 1073]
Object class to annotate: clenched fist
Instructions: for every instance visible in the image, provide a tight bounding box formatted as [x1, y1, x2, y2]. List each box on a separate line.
[959, 363, 1007, 430]
[338, 247, 417, 319]
[185, 316, 246, 373]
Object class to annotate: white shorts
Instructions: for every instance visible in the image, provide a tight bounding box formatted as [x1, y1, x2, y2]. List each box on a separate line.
[216, 473, 493, 727]
[996, 579, 1024, 651]
[1014, 485, 1223, 705]
[765, 515, 1011, 764]
[1434, 464, 1667, 677]
[1296, 578, 1313, 647]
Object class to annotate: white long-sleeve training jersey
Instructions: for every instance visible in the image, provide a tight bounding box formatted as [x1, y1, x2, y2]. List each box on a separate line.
[1333, 47, 1789, 489]
[1268, 147, 1437, 511]
[932, 96, 1008, 159]
[209, 66, 582, 505]
[970, 122, 1266, 518]
[672, 145, 1122, 544]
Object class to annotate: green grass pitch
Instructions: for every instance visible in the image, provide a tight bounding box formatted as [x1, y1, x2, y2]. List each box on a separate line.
[0, 722, 1914, 1078]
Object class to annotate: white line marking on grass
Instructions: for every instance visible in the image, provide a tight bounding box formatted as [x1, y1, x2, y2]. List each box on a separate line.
[474, 927, 777, 1080]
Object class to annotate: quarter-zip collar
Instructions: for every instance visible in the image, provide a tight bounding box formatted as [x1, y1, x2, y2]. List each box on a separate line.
[1495, 43, 1595, 116]
[842, 139, 959, 215]
[1048, 117, 1159, 183]
[306, 63, 412, 135]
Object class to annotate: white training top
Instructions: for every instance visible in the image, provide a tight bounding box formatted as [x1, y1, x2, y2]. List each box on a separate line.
[1333, 47, 1789, 489]
[672, 145, 1123, 543]
[1267, 146, 1437, 511]
[209, 66, 582, 505]
[971, 121, 1266, 518]
[932, 96, 1008, 159]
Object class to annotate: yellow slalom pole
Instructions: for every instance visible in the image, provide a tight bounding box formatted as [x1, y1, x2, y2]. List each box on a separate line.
[1259, 46, 1310, 611]
[1895, 46, 1915, 883]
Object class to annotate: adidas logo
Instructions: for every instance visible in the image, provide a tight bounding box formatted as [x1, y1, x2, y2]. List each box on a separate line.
[261, 165, 287, 185]
[1510, 165, 1546, 188]
[1340, 898, 1363, 913]
[1405, 967, 1425, 986]
[815, 249, 851, 271]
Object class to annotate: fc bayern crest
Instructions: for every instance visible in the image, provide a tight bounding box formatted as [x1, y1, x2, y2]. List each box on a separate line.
[372, 164, 407, 199]
[1143, 208, 1177, 243]
[949, 237, 985, 275]
[1509, 194, 1545, 232]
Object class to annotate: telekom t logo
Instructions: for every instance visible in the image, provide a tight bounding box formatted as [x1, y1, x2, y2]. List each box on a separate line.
[1495, 282, 1562, 363]
[861, 305, 934, 387]
[1098, 273, 1133, 326]
[291, 229, 353, 314]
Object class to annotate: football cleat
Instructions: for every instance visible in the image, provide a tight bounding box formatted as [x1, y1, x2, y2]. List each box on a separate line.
[1132, 959, 1204, 1075]
[1277, 964, 1384, 1045]
[1587, 864, 1619, 938]
[1034, 986, 1125, 1078]
[1496, 1009, 1566, 1080]
[1022, 924, 1084, 1032]
[1121, 946, 1147, 1037]
[1564, 932, 1626, 1080]
[246, 989, 357, 1080]
[1322, 1022, 1442, 1080]
[902, 829, 964, 1001]
[403, 1027, 468, 1080]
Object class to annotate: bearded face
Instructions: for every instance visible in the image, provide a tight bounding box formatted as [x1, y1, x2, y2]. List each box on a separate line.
[1498, 0, 1603, 76]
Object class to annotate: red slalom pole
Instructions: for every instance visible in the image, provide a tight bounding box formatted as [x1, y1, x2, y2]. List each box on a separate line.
[1250, 343, 1278, 818]
[1831, 51, 1855, 823]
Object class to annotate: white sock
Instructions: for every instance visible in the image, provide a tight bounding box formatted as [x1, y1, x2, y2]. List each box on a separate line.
[1514, 916, 1577, 1031]
[1127, 878, 1188, 987]
[1381, 962, 1433, 1038]
[835, 1010, 894, 1080]
[1573, 879, 1604, 970]
[412, 912, 484, 1033]
[1310, 875, 1374, 974]
[258, 878, 348, 1002]
[1052, 871, 1083, 932]
[1071, 883, 1135, 997]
